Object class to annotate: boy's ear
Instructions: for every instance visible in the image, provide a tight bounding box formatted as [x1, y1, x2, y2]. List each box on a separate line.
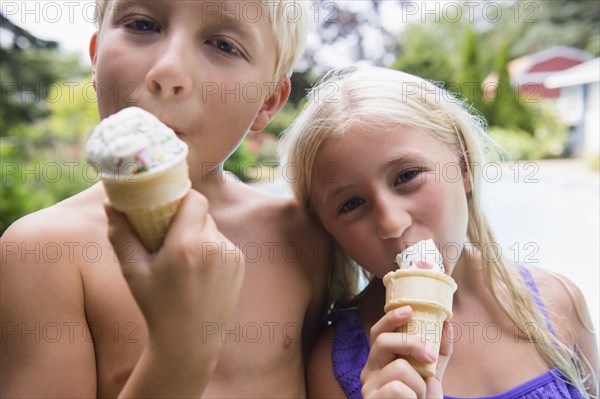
[89, 32, 98, 88]
[250, 77, 291, 132]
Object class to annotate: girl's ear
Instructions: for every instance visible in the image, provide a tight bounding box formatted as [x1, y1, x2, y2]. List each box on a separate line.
[461, 157, 473, 194]
[250, 77, 291, 132]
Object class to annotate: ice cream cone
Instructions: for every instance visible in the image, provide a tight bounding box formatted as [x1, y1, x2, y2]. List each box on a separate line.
[103, 155, 191, 252]
[85, 107, 191, 253]
[383, 268, 457, 378]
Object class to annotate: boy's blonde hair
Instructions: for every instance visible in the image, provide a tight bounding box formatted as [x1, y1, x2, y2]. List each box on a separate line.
[94, 0, 311, 80]
[280, 66, 596, 398]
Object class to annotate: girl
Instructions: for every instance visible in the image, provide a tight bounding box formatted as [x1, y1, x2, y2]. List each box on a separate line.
[280, 66, 598, 398]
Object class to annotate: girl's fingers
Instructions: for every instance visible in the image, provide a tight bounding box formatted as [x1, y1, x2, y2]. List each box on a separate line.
[365, 380, 418, 399]
[362, 358, 426, 398]
[369, 306, 413, 346]
[368, 331, 438, 372]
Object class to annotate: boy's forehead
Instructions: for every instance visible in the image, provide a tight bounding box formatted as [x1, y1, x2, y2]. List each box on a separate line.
[104, 0, 274, 18]
[102, 1, 277, 34]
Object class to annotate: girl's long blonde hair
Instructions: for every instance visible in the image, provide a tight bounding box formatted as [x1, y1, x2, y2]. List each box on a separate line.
[279, 66, 596, 398]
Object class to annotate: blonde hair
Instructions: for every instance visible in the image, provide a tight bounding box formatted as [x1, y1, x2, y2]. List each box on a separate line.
[94, 0, 311, 80]
[279, 66, 596, 398]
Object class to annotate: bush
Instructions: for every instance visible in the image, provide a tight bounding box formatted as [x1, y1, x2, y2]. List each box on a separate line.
[489, 126, 566, 160]
[1, 143, 93, 234]
[223, 138, 259, 183]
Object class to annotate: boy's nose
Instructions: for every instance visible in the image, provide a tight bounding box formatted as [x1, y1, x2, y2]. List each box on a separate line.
[375, 194, 411, 240]
[146, 36, 193, 98]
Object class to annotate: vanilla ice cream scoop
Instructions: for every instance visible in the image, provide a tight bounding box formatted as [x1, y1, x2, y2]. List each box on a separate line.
[85, 107, 187, 179]
[84, 107, 191, 252]
[396, 239, 445, 272]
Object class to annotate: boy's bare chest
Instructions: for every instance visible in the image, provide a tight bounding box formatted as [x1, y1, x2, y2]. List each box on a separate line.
[83, 254, 312, 397]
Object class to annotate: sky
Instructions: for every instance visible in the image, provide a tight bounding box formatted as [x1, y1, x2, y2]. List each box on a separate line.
[2, 0, 99, 67]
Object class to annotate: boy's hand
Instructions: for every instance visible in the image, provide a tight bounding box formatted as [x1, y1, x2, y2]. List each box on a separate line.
[360, 307, 453, 399]
[105, 190, 245, 355]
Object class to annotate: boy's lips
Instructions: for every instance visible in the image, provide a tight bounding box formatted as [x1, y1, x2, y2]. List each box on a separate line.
[162, 121, 185, 136]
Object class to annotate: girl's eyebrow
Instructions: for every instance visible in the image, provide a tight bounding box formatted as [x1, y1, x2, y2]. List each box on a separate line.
[379, 152, 428, 172]
[320, 153, 428, 204]
[321, 183, 355, 205]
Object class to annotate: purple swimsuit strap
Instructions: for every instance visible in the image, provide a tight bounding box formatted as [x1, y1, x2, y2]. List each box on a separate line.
[517, 264, 556, 335]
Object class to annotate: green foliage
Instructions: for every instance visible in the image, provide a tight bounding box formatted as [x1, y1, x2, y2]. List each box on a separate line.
[1, 44, 87, 135]
[223, 105, 302, 181]
[1, 144, 94, 233]
[391, 22, 458, 83]
[511, 0, 600, 57]
[1, 15, 94, 233]
[223, 138, 259, 183]
[485, 41, 534, 133]
[456, 25, 490, 118]
[1, 71, 97, 234]
[264, 105, 301, 138]
[489, 103, 568, 160]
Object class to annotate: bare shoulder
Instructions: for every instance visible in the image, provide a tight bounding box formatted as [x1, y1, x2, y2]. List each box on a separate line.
[527, 267, 594, 335]
[3, 183, 107, 246]
[527, 267, 598, 372]
[307, 325, 346, 398]
[0, 184, 106, 396]
[237, 182, 328, 238]
[219, 180, 333, 272]
[217, 179, 333, 344]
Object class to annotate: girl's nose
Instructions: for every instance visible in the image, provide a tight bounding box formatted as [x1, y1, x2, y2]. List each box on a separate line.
[146, 34, 193, 98]
[375, 194, 411, 240]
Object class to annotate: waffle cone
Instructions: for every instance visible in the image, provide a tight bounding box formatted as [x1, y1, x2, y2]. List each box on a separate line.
[383, 269, 457, 378]
[103, 156, 191, 252]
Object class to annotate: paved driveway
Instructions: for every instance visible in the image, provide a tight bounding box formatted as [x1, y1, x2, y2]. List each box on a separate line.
[483, 159, 599, 340]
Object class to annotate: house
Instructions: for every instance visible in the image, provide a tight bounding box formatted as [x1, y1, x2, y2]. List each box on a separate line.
[545, 58, 600, 158]
[484, 45, 594, 100]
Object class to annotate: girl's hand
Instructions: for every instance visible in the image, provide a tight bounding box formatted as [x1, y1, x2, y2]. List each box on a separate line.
[360, 306, 454, 399]
[105, 190, 245, 357]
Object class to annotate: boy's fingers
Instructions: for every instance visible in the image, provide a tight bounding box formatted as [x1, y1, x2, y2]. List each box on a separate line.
[162, 190, 210, 248]
[104, 203, 149, 276]
[369, 306, 413, 346]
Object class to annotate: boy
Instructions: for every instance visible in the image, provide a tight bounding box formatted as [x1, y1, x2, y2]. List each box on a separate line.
[1, 0, 331, 397]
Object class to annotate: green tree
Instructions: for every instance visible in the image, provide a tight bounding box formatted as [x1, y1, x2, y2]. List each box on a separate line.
[391, 22, 458, 84]
[0, 13, 87, 135]
[512, 0, 600, 57]
[488, 41, 534, 133]
[455, 25, 489, 118]
[1, 14, 93, 233]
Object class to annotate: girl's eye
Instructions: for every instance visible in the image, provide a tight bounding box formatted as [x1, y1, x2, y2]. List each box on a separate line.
[125, 19, 160, 33]
[209, 39, 240, 55]
[395, 169, 421, 185]
[339, 197, 365, 214]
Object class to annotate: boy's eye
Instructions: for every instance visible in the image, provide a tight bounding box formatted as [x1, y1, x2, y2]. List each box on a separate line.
[208, 39, 240, 56]
[125, 19, 160, 33]
[339, 197, 365, 214]
[395, 169, 421, 185]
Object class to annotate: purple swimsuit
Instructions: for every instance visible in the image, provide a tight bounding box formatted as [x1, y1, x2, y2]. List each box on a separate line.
[329, 266, 585, 399]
